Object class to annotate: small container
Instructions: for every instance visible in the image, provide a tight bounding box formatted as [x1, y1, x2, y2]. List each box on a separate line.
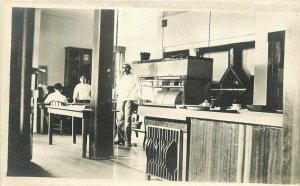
[140, 52, 150, 60]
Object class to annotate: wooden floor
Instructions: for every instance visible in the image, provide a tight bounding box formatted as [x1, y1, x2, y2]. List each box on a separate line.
[30, 133, 148, 178]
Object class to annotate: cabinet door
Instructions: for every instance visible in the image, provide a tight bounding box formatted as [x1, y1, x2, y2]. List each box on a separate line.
[64, 47, 92, 88]
[65, 47, 80, 88]
[79, 49, 92, 84]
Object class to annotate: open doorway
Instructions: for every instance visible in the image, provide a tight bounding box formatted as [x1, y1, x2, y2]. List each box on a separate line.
[7, 7, 148, 178]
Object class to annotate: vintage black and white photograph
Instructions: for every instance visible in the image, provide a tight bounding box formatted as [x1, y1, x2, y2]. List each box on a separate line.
[0, 1, 299, 186]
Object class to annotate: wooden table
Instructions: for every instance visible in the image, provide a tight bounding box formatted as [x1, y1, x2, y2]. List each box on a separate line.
[46, 105, 92, 158]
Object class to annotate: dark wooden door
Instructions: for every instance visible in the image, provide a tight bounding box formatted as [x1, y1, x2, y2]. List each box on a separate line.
[267, 31, 285, 112]
[64, 47, 92, 88]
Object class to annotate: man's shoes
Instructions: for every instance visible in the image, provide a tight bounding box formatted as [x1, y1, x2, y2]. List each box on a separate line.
[114, 139, 125, 145]
[126, 142, 132, 147]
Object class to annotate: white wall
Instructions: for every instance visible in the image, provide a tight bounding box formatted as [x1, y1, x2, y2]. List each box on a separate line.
[203, 51, 228, 81]
[118, 10, 256, 83]
[38, 11, 94, 86]
[163, 11, 210, 51]
[163, 11, 256, 52]
[117, 9, 163, 63]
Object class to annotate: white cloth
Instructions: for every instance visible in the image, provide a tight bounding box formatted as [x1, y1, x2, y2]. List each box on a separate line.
[116, 73, 140, 102]
[73, 83, 91, 101]
[44, 91, 68, 105]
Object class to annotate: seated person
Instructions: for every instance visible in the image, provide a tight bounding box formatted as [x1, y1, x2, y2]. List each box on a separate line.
[44, 83, 68, 105]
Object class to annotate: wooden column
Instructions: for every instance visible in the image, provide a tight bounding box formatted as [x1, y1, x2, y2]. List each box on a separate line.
[7, 8, 35, 174]
[89, 10, 115, 159]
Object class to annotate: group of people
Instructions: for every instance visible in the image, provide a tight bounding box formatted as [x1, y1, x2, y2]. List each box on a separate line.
[44, 75, 91, 105]
[43, 63, 140, 148]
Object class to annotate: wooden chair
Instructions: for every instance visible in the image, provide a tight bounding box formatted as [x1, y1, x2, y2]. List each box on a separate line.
[50, 101, 64, 135]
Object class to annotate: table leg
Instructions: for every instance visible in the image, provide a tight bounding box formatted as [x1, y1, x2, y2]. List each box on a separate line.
[48, 113, 52, 145]
[33, 97, 38, 133]
[82, 118, 87, 158]
[40, 107, 44, 133]
[72, 117, 76, 144]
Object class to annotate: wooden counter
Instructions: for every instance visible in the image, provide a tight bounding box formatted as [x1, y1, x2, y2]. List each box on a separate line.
[139, 106, 283, 183]
[138, 106, 283, 127]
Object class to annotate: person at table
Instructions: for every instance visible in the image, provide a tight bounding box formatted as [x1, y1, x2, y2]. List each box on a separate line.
[73, 75, 91, 103]
[44, 83, 68, 105]
[114, 63, 141, 147]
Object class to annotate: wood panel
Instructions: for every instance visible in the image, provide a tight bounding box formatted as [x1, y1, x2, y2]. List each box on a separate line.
[188, 118, 283, 183]
[248, 125, 283, 183]
[188, 118, 240, 182]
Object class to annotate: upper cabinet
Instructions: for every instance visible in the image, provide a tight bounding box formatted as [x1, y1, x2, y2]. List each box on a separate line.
[64, 47, 92, 88]
[163, 11, 256, 52]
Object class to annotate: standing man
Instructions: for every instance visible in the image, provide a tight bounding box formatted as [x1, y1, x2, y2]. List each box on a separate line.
[114, 63, 141, 147]
[73, 75, 91, 103]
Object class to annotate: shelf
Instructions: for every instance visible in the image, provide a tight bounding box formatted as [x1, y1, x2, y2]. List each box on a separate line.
[153, 86, 183, 88]
[140, 76, 186, 81]
[141, 85, 183, 88]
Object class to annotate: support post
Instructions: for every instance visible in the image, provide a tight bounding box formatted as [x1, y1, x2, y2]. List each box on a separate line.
[7, 8, 35, 175]
[89, 9, 115, 159]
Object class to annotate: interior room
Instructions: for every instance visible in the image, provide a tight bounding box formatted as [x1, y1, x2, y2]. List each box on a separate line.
[0, 2, 300, 186]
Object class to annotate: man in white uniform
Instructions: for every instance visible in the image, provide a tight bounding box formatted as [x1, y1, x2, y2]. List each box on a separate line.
[73, 76, 91, 103]
[115, 63, 140, 147]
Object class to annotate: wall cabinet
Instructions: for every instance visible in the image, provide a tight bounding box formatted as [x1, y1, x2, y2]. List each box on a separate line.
[64, 47, 92, 88]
